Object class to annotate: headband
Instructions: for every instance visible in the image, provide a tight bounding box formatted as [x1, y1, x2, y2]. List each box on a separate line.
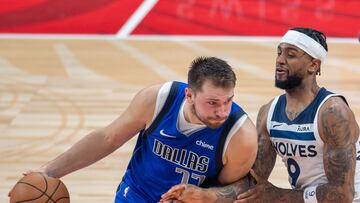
[280, 30, 327, 62]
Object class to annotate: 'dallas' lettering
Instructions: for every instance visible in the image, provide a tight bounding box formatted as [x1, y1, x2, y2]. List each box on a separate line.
[153, 139, 209, 173]
[273, 141, 317, 157]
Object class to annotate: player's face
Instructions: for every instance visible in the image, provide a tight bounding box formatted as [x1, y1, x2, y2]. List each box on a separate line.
[187, 80, 234, 128]
[275, 43, 313, 90]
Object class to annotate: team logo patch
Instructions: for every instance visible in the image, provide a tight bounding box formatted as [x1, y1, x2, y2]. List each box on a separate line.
[123, 186, 129, 197]
[160, 129, 177, 138]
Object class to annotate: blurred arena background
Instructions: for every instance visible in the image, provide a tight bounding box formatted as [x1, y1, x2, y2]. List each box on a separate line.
[0, 0, 359, 202]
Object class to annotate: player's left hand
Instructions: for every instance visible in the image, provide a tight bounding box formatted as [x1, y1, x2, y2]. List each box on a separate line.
[160, 183, 215, 203]
[234, 169, 278, 203]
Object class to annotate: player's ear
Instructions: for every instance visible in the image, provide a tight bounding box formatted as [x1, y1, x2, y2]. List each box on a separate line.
[308, 58, 321, 74]
[185, 88, 194, 104]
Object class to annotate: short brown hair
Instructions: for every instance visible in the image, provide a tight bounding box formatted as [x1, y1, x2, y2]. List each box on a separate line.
[188, 56, 236, 92]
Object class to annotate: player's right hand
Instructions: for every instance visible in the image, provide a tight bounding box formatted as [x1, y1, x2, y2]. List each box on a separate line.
[23, 168, 47, 176]
[8, 169, 47, 197]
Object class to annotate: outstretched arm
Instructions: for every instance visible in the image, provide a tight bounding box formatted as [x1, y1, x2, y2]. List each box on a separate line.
[26, 84, 161, 178]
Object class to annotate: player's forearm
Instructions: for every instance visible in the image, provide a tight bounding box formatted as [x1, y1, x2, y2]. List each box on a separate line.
[257, 185, 354, 203]
[207, 176, 250, 203]
[42, 130, 117, 178]
[263, 187, 304, 203]
[316, 184, 354, 203]
[252, 134, 277, 179]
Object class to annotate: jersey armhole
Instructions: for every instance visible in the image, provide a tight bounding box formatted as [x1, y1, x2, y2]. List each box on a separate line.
[200, 109, 245, 187]
[144, 81, 180, 137]
[150, 81, 172, 124]
[266, 96, 280, 135]
[221, 114, 248, 160]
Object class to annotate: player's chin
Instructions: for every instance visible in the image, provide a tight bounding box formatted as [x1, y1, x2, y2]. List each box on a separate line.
[206, 120, 226, 128]
[275, 74, 288, 81]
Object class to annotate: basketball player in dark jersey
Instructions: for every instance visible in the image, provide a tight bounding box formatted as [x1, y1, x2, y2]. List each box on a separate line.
[161, 28, 360, 203]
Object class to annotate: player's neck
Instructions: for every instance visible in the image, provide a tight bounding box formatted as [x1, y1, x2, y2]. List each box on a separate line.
[285, 81, 320, 113]
[183, 102, 203, 125]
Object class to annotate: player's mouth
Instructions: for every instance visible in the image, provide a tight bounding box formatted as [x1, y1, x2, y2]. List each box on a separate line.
[276, 66, 287, 77]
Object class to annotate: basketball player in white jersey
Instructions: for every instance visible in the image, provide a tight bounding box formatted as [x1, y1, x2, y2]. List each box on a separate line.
[160, 27, 360, 203]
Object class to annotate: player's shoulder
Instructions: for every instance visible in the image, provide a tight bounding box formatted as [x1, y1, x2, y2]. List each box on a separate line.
[257, 99, 275, 123]
[318, 95, 351, 118]
[260, 99, 274, 114]
[129, 83, 168, 113]
[318, 95, 359, 143]
[136, 82, 172, 99]
[227, 116, 257, 154]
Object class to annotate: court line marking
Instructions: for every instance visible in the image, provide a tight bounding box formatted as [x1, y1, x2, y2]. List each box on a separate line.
[111, 41, 186, 81]
[175, 40, 273, 80]
[116, 0, 159, 38]
[54, 43, 113, 81]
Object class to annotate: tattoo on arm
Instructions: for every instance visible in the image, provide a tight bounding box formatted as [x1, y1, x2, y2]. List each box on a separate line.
[253, 105, 277, 179]
[212, 176, 250, 202]
[317, 102, 357, 202]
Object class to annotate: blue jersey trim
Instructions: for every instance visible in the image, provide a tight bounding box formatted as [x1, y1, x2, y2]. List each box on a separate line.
[270, 129, 315, 141]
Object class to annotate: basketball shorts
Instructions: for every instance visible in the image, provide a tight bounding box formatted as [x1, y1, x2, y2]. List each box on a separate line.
[115, 181, 149, 203]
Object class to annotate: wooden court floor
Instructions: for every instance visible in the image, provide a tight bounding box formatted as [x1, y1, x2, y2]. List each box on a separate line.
[0, 37, 359, 202]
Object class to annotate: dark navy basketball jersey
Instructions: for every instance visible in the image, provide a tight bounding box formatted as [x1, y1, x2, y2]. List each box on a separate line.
[267, 87, 347, 189]
[118, 81, 246, 202]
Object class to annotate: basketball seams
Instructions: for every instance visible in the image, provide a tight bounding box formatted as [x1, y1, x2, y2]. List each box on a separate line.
[10, 173, 69, 203]
[54, 181, 70, 202]
[46, 179, 61, 203]
[55, 196, 70, 203]
[16, 181, 47, 202]
[40, 173, 49, 194]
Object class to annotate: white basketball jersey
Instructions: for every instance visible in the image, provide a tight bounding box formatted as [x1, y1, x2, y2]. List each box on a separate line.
[266, 88, 360, 201]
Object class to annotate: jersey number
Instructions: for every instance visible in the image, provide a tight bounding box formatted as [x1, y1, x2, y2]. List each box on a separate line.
[287, 158, 300, 187]
[175, 167, 206, 185]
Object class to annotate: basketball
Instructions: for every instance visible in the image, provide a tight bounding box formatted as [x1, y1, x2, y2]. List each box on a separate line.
[9, 173, 70, 203]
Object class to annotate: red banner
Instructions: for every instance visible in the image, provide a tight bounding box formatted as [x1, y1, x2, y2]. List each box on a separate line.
[0, 0, 359, 37]
[134, 0, 360, 37]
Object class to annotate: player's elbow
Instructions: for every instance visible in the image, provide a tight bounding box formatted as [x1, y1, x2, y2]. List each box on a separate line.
[345, 189, 355, 203]
[341, 193, 355, 203]
[326, 187, 354, 203]
[104, 131, 121, 150]
[342, 185, 355, 203]
[318, 184, 355, 203]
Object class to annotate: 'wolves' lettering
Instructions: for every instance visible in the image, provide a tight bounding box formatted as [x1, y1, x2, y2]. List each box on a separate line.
[273, 141, 317, 157]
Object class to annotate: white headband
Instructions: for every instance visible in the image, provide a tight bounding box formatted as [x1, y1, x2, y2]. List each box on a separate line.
[280, 30, 327, 62]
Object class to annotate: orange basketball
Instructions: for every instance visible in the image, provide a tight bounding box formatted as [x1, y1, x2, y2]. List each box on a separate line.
[9, 173, 70, 203]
